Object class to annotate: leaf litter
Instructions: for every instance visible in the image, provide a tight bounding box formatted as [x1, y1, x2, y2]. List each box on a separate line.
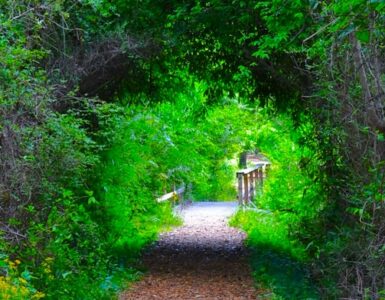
[120, 202, 264, 299]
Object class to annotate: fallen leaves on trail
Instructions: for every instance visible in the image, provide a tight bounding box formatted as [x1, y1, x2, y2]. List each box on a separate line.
[120, 202, 263, 300]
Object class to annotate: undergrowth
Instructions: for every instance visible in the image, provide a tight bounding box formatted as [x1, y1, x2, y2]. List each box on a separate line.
[1, 59, 271, 298]
[230, 115, 323, 299]
[231, 211, 318, 300]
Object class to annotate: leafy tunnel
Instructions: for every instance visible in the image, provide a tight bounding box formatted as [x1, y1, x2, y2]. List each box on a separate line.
[1, 1, 385, 299]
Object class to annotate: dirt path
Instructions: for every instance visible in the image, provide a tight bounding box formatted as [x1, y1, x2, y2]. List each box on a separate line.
[120, 202, 261, 300]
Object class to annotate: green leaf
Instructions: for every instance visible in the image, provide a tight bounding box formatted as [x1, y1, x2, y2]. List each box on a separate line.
[252, 49, 270, 59]
[356, 31, 370, 43]
[0, 260, 7, 268]
[88, 196, 98, 205]
[21, 270, 32, 281]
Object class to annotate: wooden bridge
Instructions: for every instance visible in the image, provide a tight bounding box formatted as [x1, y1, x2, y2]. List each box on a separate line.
[236, 162, 270, 206]
[156, 161, 270, 207]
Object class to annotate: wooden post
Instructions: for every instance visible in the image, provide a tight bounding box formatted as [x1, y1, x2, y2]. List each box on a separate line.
[236, 163, 270, 207]
[237, 172, 243, 205]
[259, 167, 263, 185]
[250, 171, 255, 200]
[244, 173, 249, 205]
[179, 188, 184, 205]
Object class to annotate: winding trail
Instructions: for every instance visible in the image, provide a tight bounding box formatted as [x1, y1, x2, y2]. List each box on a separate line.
[120, 202, 261, 299]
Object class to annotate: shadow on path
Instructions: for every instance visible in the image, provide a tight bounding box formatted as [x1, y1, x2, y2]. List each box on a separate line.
[120, 202, 263, 299]
[248, 244, 319, 299]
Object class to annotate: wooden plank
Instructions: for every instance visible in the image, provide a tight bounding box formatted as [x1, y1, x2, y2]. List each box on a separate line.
[236, 162, 271, 207]
[250, 170, 255, 200]
[157, 191, 177, 202]
[156, 185, 185, 203]
[244, 173, 249, 205]
[237, 162, 269, 175]
[259, 168, 264, 185]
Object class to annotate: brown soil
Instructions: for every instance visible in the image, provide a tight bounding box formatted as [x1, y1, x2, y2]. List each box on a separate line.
[120, 202, 262, 300]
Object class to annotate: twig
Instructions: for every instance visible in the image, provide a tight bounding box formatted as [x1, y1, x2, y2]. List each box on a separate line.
[303, 18, 339, 44]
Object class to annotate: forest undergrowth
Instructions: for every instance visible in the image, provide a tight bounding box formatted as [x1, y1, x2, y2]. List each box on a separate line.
[230, 116, 322, 300]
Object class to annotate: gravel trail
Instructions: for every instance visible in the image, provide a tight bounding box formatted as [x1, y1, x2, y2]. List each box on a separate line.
[120, 202, 260, 299]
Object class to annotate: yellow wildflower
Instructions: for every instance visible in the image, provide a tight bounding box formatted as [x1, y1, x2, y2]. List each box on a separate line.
[32, 292, 46, 299]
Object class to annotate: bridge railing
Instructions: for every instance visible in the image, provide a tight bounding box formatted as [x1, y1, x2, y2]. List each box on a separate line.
[236, 162, 270, 206]
[156, 184, 186, 203]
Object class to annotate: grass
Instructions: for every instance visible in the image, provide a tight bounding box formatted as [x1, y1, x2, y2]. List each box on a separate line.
[231, 210, 319, 300]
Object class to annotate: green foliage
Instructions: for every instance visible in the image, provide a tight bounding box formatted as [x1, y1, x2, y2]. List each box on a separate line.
[232, 211, 306, 261]
[2, 0, 385, 298]
[32, 191, 114, 299]
[98, 75, 262, 215]
[231, 115, 324, 241]
[254, 117, 324, 221]
[233, 212, 319, 299]
[96, 108, 182, 255]
[231, 115, 323, 298]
